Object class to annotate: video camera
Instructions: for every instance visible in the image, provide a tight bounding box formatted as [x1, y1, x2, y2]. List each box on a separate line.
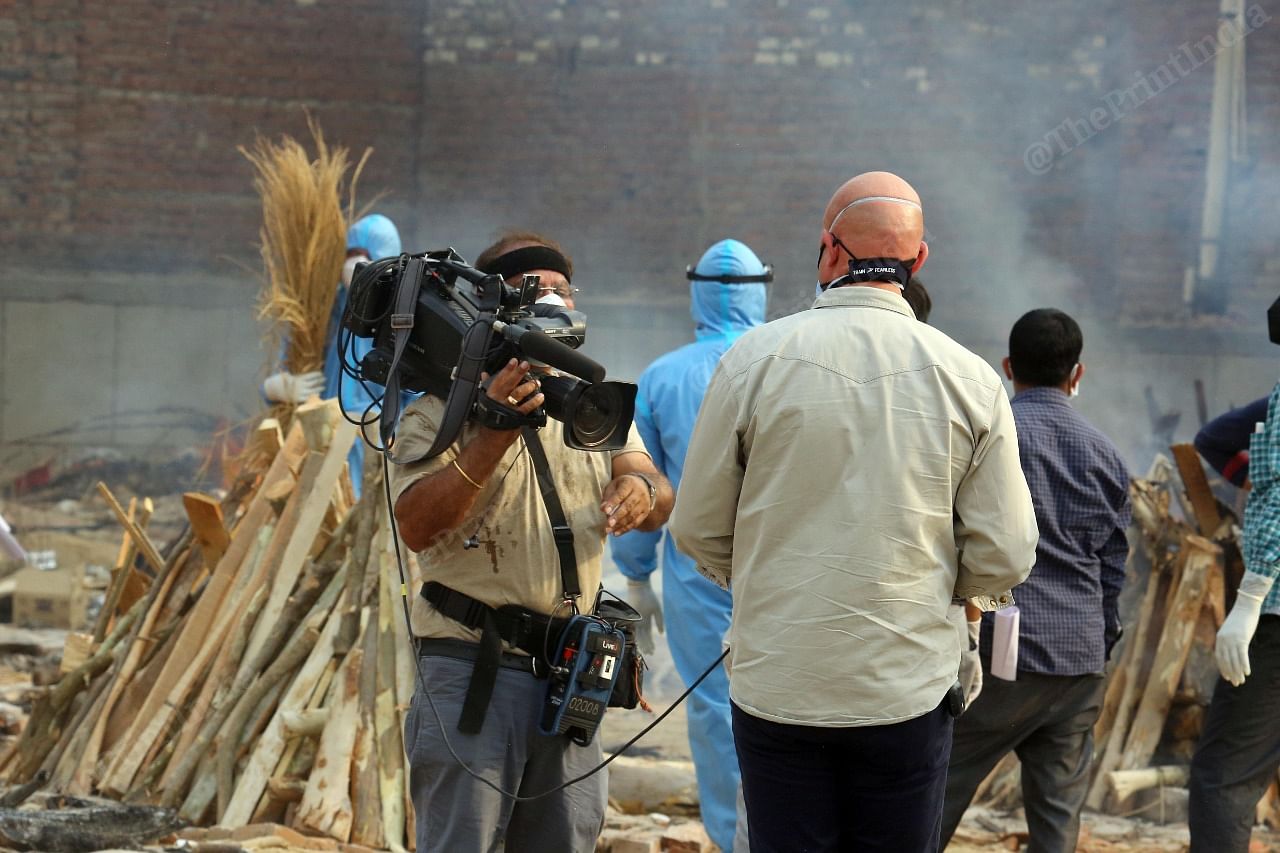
[340, 248, 637, 457]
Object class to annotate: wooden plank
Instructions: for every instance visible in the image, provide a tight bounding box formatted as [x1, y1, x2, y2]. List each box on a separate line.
[92, 497, 137, 642]
[96, 484, 165, 575]
[241, 402, 355, 671]
[97, 423, 307, 795]
[1171, 443, 1223, 538]
[183, 493, 231, 569]
[1113, 537, 1217, 794]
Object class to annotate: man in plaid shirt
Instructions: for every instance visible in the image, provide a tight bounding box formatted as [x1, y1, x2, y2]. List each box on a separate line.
[940, 309, 1131, 852]
[1189, 386, 1280, 851]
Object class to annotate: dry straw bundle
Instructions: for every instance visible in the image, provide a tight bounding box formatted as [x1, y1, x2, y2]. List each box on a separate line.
[242, 116, 371, 377]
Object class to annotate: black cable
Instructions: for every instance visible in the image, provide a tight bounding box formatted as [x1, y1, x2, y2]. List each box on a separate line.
[381, 453, 725, 803]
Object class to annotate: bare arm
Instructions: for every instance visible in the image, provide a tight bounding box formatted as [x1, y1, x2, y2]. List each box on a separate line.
[393, 360, 543, 552]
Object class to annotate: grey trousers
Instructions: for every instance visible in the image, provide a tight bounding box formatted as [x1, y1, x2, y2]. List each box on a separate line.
[940, 671, 1105, 853]
[1189, 616, 1280, 853]
[404, 655, 608, 853]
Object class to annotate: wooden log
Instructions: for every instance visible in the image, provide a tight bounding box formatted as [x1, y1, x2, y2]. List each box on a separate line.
[6, 600, 142, 781]
[66, 533, 192, 794]
[218, 596, 343, 827]
[351, 609, 384, 848]
[1108, 766, 1190, 801]
[163, 533, 341, 811]
[377, 551, 408, 853]
[0, 770, 47, 808]
[183, 492, 232, 570]
[1086, 540, 1179, 809]
[0, 803, 183, 851]
[1112, 537, 1217, 799]
[164, 526, 276, 774]
[1171, 443, 1224, 538]
[46, 663, 113, 788]
[280, 708, 329, 738]
[296, 622, 366, 841]
[210, 622, 322, 816]
[267, 776, 307, 804]
[99, 424, 307, 795]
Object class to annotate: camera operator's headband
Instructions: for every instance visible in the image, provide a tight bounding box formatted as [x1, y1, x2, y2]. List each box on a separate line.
[686, 264, 774, 284]
[480, 245, 572, 283]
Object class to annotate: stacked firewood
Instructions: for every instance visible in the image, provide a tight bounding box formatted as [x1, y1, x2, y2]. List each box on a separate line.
[0, 398, 419, 850]
[975, 444, 1280, 825]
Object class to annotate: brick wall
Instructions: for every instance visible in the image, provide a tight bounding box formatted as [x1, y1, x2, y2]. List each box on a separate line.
[2, 0, 1277, 455]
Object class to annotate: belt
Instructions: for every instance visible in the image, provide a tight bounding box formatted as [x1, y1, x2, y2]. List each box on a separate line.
[415, 637, 542, 676]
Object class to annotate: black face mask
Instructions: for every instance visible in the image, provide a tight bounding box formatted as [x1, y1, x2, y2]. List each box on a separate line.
[816, 234, 916, 292]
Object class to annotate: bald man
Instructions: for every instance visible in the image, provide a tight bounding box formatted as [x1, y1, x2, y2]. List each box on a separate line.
[670, 172, 1038, 852]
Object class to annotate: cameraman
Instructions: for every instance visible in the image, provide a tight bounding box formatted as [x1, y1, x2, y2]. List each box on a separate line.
[391, 235, 673, 853]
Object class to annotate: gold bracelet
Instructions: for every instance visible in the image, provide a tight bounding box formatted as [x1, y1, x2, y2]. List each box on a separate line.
[452, 458, 483, 489]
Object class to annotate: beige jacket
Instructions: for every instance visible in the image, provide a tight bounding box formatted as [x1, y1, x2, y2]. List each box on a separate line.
[670, 286, 1037, 726]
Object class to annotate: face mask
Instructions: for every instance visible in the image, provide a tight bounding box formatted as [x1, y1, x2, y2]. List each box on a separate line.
[1069, 363, 1082, 397]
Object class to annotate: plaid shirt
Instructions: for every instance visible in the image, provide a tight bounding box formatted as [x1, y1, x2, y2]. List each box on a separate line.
[980, 386, 1132, 675]
[1241, 383, 1280, 616]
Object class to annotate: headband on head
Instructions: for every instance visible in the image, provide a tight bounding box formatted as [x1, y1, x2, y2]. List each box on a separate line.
[686, 264, 774, 284]
[479, 245, 572, 282]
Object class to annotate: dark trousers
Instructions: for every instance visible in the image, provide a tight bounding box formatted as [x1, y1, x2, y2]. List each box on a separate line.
[940, 671, 1105, 853]
[731, 700, 953, 853]
[1189, 615, 1280, 853]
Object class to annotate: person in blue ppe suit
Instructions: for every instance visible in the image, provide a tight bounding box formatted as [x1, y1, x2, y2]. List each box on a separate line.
[262, 213, 402, 497]
[612, 238, 770, 853]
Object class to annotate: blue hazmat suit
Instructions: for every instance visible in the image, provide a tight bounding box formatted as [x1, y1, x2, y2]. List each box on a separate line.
[611, 239, 767, 853]
[326, 213, 402, 496]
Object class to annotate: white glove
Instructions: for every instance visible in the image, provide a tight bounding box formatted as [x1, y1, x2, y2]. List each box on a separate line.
[960, 617, 984, 706]
[1216, 571, 1275, 686]
[263, 370, 325, 404]
[626, 579, 664, 655]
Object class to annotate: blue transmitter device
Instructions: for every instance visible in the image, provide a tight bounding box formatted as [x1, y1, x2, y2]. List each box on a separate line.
[539, 615, 627, 745]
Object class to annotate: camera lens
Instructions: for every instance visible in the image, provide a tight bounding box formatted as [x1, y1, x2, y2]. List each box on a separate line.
[571, 384, 623, 448]
[539, 375, 637, 451]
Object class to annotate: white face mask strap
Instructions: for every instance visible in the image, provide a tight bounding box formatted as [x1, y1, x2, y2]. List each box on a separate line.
[1069, 363, 1082, 397]
[828, 196, 923, 232]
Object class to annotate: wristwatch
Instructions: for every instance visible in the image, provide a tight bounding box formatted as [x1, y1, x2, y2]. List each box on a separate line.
[626, 472, 657, 511]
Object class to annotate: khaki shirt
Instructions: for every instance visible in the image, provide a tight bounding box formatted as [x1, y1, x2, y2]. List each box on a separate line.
[670, 287, 1037, 727]
[391, 394, 650, 642]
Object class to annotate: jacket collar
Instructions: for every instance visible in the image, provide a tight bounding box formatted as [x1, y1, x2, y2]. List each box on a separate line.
[812, 284, 914, 319]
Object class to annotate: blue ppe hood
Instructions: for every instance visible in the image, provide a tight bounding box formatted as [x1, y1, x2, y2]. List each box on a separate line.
[347, 213, 402, 260]
[689, 239, 768, 342]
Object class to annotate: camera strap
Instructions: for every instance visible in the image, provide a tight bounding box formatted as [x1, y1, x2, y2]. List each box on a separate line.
[379, 257, 426, 449]
[521, 426, 581, 603]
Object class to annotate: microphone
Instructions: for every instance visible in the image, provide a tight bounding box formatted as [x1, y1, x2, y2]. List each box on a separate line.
[491, 321, 606, 383]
